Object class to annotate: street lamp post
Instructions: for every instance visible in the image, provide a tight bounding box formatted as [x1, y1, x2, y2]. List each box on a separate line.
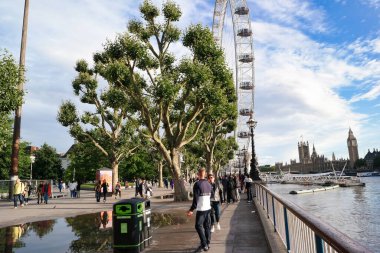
[29, 155, 35, 180]
[247, 115, 260, 180]
[242, 147, 247, 175]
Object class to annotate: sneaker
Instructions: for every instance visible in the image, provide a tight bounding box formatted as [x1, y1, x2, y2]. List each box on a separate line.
[216, 223, 221, 230]
[210, 225, 215, 233]
[196, 245, 209, 252]
[14, 207, 17, 209]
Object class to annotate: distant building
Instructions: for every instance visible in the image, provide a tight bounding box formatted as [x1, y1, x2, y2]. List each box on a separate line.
[347, 128, 359, 168]
[364, 149, 380, 170]
[298, 141, 311, 164]
[276, 141, 347, 174]
[25, 145, 39, 155]
[60, 144, 77, 171]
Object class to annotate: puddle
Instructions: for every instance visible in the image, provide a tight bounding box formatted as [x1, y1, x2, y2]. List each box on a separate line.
[0, 210, 188, 252]
[151, 211, 189, 227]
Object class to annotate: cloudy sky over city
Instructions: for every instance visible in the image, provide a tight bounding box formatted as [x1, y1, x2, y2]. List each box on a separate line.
[1, 0, 379, 165]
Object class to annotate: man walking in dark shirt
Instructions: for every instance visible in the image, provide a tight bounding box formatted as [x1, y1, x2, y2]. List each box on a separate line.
[187, 168, 212, 252]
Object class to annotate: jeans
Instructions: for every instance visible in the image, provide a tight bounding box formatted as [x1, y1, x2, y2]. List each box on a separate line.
[13, 194, 23, 207]
[44, 193, 48, 204]
[246, 187, 253, 201]
[236, 188, 240, 201]
[37, 193, 43, 204]
[195, 210, 211, 248]
[95, 191, 101, 202]
[210, 202, 221, 225]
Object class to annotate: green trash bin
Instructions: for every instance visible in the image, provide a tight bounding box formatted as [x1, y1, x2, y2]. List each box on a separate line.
[113, 198, 144, 253]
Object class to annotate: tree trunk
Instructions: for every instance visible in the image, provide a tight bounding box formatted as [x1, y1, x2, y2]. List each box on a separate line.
[111, 160, 119, 194]
[205, 150, 214, 174]
[170, 150, 188, 201]
[158, 160, 163, 188]
[9, 0, 29, 200]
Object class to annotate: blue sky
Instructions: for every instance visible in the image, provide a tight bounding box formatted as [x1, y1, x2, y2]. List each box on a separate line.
[0, 0, 379, 165]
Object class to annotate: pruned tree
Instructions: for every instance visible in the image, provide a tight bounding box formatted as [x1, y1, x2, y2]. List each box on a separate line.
[87, 0, 236, 201]
[201, 99, 237, 174]
[57, 60, 140, 190]
[213, 136, 238, 174]
[0, 50, 23, 150]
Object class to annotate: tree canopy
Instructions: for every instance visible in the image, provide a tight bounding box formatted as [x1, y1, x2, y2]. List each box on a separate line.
[57, 59, 141, 189]
[32, 143, 63, 180]
[0, 50, 23, 114]
[84, 0, 237, 200]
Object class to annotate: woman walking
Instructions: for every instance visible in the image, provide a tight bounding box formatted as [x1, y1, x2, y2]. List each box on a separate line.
[208, 173, 222, 232]
[101, 179, 108, 203]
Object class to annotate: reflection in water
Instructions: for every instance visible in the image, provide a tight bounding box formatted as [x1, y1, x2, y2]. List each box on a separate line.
[65, 212, 113, 253]
[0, 212, 113, 253]
[0, 209, 188, 253]
[267, 177, 380, 252]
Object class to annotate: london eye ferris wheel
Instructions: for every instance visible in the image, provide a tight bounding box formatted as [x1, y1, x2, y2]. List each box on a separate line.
[212, 0, 256, 172]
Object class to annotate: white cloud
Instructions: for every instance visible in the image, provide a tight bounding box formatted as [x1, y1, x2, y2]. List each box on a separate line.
[250, 21, 375, 164]
[361, 0, 380, 8]
[350, 83, 380, 102]
[248, 0, 328, 33]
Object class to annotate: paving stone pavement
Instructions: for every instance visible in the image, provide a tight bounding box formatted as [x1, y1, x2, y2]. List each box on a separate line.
[0, 188, 271, 253]
[146, 200, 270, 253]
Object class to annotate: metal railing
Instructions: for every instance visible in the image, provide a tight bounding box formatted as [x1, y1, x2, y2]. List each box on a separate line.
[255, 183, 372, 253]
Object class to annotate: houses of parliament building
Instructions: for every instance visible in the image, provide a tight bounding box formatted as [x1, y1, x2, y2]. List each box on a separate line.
[276, 128, 360, 174]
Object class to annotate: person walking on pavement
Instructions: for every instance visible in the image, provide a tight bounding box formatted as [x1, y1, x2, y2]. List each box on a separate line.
[134, 178, 140, 197]
[114, 181, 121, 199]
[208, 173, 222, 233]
[221, 175, 228, 203]
[101, 179, 108, 203]
[187, 168, 212, 252]
[42, 181, 50, 204]
[13, 179, 24, 209]
[37, 182, 43, 204]
[244, 174, 254, 203]
[95, 180, 102, 202]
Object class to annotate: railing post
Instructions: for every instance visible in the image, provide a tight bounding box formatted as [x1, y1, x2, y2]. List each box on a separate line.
[266, 191, 269, 216]
[272, 196, 276, 232]
[315, 234, 324, 253]
[284, 207, 291, 252]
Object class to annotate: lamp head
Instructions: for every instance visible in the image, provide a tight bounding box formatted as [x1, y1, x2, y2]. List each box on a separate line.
[247, 115, 257, 129]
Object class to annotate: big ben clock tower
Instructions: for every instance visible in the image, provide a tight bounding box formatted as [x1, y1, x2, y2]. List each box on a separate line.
[347, 128, 359, 169]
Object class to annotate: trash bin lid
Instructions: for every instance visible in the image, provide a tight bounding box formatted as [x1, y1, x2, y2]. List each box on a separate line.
[113, 198, 145, 215]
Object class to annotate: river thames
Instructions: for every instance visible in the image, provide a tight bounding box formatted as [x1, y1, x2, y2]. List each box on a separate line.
[266, 177, 380, 252]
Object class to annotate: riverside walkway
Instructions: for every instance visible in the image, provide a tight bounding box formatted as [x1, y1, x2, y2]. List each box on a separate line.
[0, 186, 275, 252]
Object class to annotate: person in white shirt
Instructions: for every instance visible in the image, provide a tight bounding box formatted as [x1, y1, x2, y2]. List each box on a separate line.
[244, 175, 254, 203]
[187, 168, 212, 252]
